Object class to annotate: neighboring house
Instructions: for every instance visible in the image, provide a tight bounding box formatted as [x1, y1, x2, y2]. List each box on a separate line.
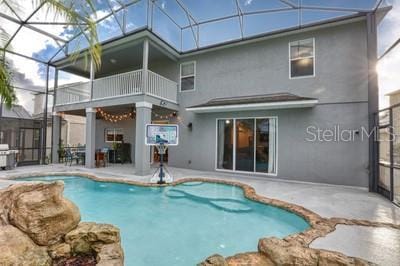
[384, 89, 400, 163]
[0, 104, 32, 120]
[51, 11, 385, 187]
[33, 93, 86, 149]
[386, 89, 400, 106]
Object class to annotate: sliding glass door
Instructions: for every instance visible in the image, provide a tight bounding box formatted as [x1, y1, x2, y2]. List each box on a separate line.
[216, 117, 277, 174]
[217, 119, 234, 170]
[235, 119, 254, 172]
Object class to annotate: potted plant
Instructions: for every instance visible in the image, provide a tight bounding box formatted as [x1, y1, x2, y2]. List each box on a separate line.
[111, 141, 120, 163]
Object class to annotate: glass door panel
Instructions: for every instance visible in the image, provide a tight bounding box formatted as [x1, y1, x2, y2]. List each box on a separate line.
[235, 119, 254, 172]
[256, 119, 269, 173]
[217, 119, 234, 170]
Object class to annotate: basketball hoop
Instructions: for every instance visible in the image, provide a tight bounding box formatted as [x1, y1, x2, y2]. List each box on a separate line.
[146, 124, 178, 184]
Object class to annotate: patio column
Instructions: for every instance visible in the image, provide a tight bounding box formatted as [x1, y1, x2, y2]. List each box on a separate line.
[85, 107, 96, 168]
[135, 102, 152, 175]
[51, 112, 61, 163]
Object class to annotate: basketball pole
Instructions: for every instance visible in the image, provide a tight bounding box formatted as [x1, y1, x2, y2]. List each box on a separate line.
[158, 143, 166, 184]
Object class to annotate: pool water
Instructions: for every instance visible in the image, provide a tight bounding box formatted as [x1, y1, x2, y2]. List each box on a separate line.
[19, 176, 309, 265]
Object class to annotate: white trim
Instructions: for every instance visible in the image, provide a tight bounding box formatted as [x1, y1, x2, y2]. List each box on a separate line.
[215, 116, 278, 176]
[186, 99, 318, 113]
[85, 107, 96, 113]
[179, 61, 196, 92]
[136, 102, 153, 108]
[289, 38, 315, 79]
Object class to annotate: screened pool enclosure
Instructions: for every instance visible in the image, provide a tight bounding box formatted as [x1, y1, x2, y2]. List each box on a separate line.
[0, 1, 399, 203]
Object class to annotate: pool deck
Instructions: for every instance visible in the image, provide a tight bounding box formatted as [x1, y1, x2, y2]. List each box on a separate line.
[1, 163, 399, 265]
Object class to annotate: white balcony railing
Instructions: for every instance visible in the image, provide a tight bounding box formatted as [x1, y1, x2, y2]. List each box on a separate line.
[55, 82, 90, 105]
[146, 70, 178, 103]
[92, 69, 143, 99]
[55, 69, 178, 106]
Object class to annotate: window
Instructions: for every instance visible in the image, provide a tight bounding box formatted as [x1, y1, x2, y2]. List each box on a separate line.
[105, 128, 124, 143]
[216, 117, 277, 174]
[180, 61, 196, 91]
[289, 38, 315, 78]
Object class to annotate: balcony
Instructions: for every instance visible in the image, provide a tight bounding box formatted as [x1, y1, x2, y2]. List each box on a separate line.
[55, 69, 178, 106]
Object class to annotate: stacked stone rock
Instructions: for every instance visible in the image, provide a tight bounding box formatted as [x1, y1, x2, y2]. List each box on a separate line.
[0, 181, 124, 265]
[198, 237, 376, 266]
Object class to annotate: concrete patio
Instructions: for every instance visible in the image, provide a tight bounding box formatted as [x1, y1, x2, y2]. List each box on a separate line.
[0, 164, 399, 265]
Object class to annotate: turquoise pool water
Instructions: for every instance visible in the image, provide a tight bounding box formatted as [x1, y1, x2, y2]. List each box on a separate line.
[19, 176, 309, 265]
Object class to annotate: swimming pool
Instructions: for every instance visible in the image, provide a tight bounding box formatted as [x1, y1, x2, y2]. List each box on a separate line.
[19, 176, 309, 265]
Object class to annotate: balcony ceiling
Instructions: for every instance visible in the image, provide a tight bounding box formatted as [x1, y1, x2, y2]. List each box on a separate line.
[60, 39, 173, 78]
[0, 0, 390, 67]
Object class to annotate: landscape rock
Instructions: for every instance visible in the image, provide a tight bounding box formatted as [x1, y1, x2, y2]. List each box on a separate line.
[7, 181, 80, 245]
[258, 237, 319, 265]
[93, 243, 124, 266]
[0, 225, 52, 266]
[65, 222, 124, 265]
[258, 237, 375, 266]
[65, 222, 121, 253]
[48, 242, 72, 259]
[0, 181, 125, 266]
[226, 252, 273, 266]
[198, 254, 228, 266]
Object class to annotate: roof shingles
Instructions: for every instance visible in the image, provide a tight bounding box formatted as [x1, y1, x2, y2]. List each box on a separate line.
[186, 93, 317, 109]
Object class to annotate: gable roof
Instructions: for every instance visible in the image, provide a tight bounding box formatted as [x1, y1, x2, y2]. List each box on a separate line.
[1, 105, 32, 119]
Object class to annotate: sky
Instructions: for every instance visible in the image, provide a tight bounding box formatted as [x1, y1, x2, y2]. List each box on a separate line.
[0, 0, 399, 113]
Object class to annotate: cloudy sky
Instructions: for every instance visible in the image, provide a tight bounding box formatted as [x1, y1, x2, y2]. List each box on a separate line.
[0, 0, 399, 113]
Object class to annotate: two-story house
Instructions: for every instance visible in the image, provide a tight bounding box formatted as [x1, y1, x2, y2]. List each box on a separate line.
[51, 11, 383, 187]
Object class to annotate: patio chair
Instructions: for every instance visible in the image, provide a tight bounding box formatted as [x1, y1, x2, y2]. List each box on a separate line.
[96, 150, 107, 168]
[64, 148, 81, 166]
[101, 148, 110, 167]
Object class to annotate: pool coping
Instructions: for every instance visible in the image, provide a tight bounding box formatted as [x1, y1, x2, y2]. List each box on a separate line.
[5, 172, 400, 249]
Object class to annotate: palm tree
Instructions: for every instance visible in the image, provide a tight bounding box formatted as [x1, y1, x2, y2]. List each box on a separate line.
[0, 29, 15, 109]
[0, 0, 102, 109]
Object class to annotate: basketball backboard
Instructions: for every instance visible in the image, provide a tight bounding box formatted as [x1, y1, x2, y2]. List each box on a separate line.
[145, 124, 179, 146]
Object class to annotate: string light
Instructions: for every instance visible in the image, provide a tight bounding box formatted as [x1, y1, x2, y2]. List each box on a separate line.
[97, 108, 135, 123]
[152, 112, 177, 120]
[97, 108, 178, 123]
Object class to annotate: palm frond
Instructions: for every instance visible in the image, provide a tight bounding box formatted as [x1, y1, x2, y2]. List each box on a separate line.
[0, 0, 103, 108]
[0, 62, 16, 109]
[40, 0, 102, 70]
[0, 27, 10, 48]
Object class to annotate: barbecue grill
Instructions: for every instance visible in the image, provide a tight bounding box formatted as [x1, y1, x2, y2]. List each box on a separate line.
[0, 144, 19, 170]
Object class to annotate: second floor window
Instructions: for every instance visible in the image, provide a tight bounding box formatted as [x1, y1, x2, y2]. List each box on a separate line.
[180, 61, 196, 91]
[289, 38, 315, 78]
[105, 128, 124, 143]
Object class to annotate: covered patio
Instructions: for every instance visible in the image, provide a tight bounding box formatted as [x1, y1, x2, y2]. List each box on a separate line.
[52, 103, 178, 175]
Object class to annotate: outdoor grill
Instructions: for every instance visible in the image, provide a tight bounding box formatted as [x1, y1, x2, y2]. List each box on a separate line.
[0, 144, 18, 170]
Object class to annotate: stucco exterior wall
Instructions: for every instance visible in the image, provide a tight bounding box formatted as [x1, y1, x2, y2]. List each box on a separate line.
[167, 20, 370, 187]
[54, 20, 371, 187]
[95, 118, 136, 162]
